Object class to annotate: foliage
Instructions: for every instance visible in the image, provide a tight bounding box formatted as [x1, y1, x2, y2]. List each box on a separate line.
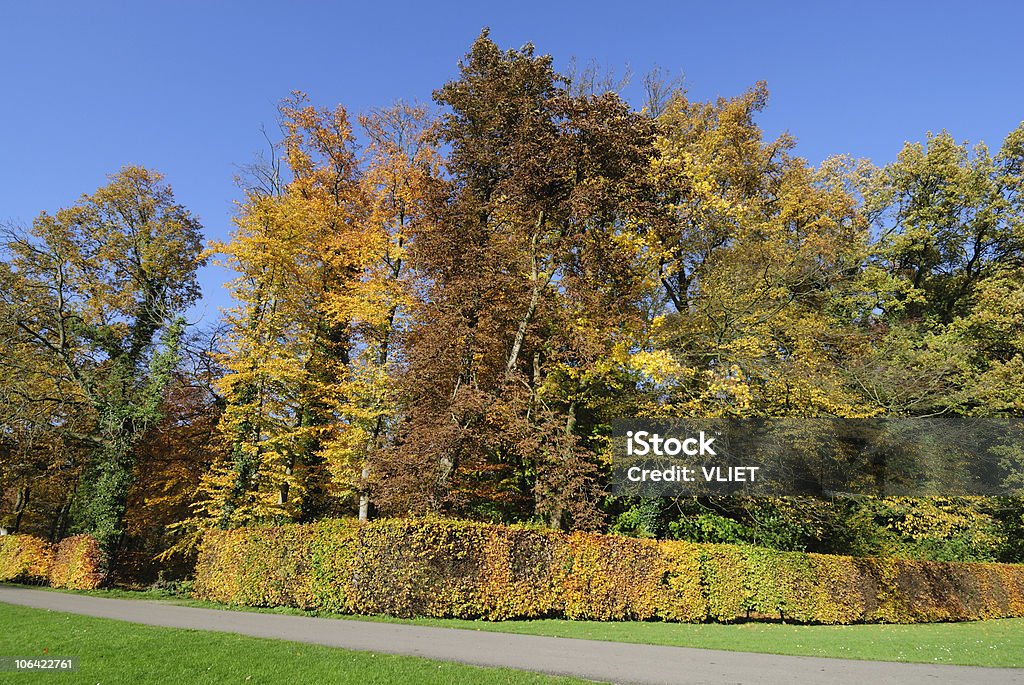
[0, 534, 52, 583]
[0, 532, 105, 588]
[646, 81, 872, 419]
[195, 95, 365, 529]
[379, 29, 658, 529]
[48, 533, 107, 589]
[0, 167, 205, 558]
[193, 517, 1024, 624]
[2, 31, 1023, 577]
[191, 96, 444, 536]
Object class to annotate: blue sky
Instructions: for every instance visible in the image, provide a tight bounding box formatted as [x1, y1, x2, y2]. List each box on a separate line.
[2, 1, 1022, 323]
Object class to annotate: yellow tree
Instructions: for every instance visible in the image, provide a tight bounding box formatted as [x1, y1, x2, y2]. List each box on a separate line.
[321, 103, 443, 520]
[619, 83, 879, 547]
[195, 94, 364, 529]
[646, 83, 873, 418]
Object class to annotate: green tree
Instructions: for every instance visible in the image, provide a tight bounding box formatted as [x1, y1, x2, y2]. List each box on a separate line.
[850, 124, 1024, 416]
[0, 166, 205, 559]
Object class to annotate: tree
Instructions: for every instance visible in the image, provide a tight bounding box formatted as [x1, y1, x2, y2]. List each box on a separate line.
[125, 326, 225, 576]
[377, 30, 657, 528]
[320, 103, 443, 520]
[0, 166, 205, 559]
[645, 83, 872, 418]
[194, 94, 364, 529]
[850, 124, 1024, 417]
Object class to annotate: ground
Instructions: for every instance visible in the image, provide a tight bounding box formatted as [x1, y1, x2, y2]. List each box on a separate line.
[3, 586, 1023, 684]
[0, 602, 588, 685]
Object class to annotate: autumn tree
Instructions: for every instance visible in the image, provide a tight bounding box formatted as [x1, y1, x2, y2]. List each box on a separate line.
[0, 352, 90, 539]
[0, 166, 205, 559]
[192, 94, 364, 530]
[611, 83, 878, 545]
[376, 30, 657, 528]
[644, 82, 872, 418]
[317, 103, 443, 520]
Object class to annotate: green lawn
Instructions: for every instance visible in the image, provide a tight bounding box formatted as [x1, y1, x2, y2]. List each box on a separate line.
[411, 614, 1024, 667]
[0, 603, 592, 685]
[11, 585, 1024, 669]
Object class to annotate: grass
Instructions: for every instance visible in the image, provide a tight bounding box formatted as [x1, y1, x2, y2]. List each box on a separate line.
[0, 602, 593, 684]
[9, 584, 1024, 668]
[410, 615, 1024, 667]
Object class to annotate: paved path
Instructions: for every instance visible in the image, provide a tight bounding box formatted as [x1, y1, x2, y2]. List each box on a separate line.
[2, 586, 1022, 685]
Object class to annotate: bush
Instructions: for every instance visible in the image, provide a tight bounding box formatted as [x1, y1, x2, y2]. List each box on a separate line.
[478, 524, 562, 619]
[192, 516, 1024, 624]
[0, 535, 53, 583]
[656, 540, 706, 621]
[48, 535, 107, 589]
[194, 521, 357, 609]
[558, 532, 666, 620]
[347, 517, 489, 618]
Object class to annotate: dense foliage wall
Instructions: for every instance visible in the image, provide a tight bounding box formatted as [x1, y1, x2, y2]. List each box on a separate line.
[0, 534, 106, 589]
[193, 518, 1024, 624]
[0, 534, 52, 584]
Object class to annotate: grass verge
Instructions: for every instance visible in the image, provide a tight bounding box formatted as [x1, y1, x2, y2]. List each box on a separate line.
[0, 602, 593, 684]
[9, 584, 1024, 668]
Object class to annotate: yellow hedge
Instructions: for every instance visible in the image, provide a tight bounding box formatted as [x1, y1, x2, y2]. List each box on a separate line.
[192, 517, 1024, 624]
[0, 535, 53, 583]
[0, 533, 106, 589]
[48, 534, 107, 590]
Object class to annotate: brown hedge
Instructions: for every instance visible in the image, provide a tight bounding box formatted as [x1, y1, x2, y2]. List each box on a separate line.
[192, 517, 1024, 624]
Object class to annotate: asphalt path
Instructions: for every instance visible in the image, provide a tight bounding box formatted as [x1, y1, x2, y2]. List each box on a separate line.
[2, 585, 1022, 684]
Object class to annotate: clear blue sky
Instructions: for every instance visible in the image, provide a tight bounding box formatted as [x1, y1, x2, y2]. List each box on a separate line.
[2, 1, 1022, 323]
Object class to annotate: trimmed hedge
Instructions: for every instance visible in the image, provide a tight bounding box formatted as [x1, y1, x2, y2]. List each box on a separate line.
[0, 533, 107, 589]
[0, 535, 53, 584]
[48, 535, 107, 590]
[193, 517, 1024, 624]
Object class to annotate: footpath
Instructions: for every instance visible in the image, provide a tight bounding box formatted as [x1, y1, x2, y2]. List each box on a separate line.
[2, 585, 1022, 684]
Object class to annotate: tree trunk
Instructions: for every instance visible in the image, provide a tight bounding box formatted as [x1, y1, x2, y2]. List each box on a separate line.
[49, 496, 72, 542]
[358, 466, 370, 521]
[506, 213, 548, 374]
[12, 486, 30, 534]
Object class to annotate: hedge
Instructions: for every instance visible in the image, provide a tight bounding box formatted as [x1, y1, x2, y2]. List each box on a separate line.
[0, 535, 53, 584]
[0, 534, 107, 589]
[193, 517, 1024, 624]
[48, 535, 107, 590]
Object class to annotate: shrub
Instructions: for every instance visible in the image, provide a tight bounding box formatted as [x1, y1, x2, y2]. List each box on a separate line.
[478, 524, 561, 619]
[47, 535, 107, 589]
[0, 535, 53, 583]
[347, 518, 491, 618]
[657, 540, 706, 621]
[558, 532, 666, 621]
[742, 547, 817, 622]
[192, 516, 1024, 624]
[699, 543, 747, 621]
[806, 553, 866, 623]
[192, 522, 354, 608]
